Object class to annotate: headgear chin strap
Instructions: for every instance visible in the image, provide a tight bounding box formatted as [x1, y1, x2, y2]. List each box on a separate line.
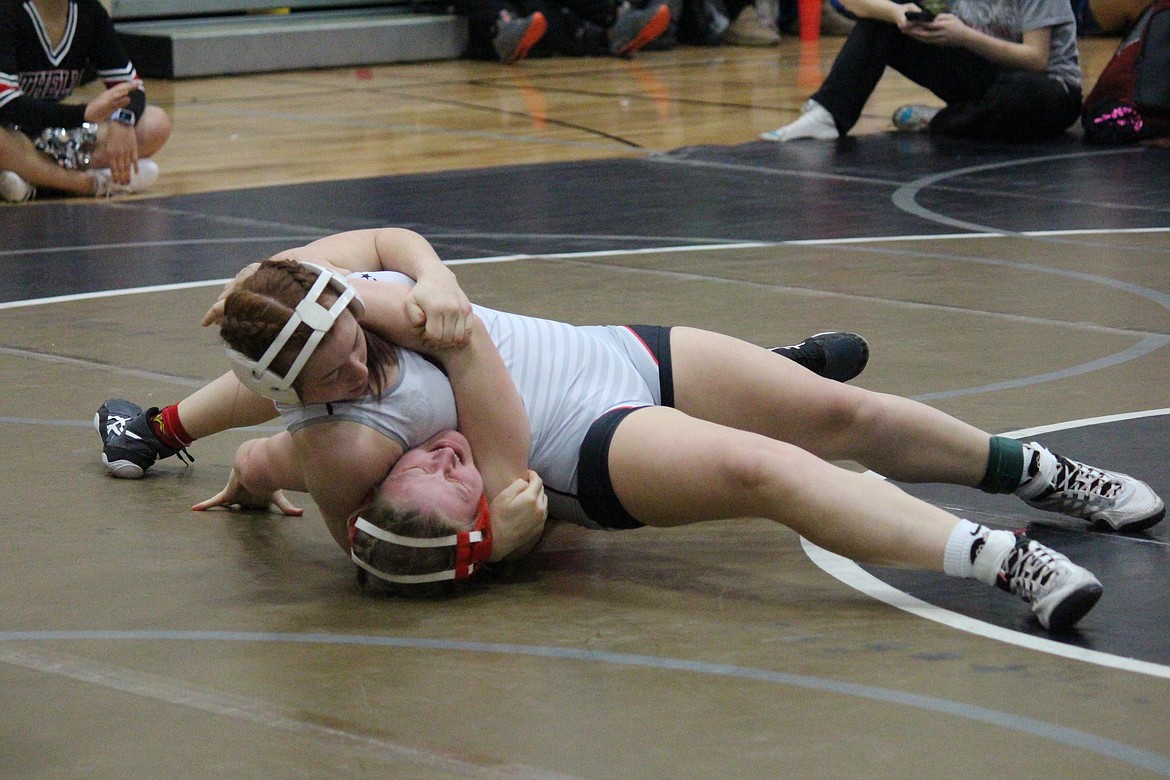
[226, 262, 365, 404]
[350, 496, 493, 585]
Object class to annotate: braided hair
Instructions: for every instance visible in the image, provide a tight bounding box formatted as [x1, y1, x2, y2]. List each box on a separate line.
[220, 259, 395, 397]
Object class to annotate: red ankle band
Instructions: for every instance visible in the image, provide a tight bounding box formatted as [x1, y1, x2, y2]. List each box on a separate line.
[152, 404, 194, 449]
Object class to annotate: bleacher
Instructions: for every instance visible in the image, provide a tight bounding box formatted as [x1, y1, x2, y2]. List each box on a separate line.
[111, 0, 468, 78]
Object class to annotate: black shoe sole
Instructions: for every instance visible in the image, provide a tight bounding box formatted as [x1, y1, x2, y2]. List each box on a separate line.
[1044, 582, 1104, 633]
[1095, 505, 1167, 534]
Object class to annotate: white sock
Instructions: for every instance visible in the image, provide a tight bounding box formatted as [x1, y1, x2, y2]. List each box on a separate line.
[942, 519, 989, 578]
[970, 530, 1019, 586]
[760, 99, 839, 142]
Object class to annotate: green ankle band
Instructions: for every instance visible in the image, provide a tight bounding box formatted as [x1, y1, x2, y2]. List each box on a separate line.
[979, 436, 1025, 494]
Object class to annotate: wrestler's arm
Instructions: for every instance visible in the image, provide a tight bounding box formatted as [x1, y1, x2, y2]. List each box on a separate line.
[207, 228, 471, 344]
[390, 310, 547, 561]
[292, 421, 406, 551]
[203, 423, 406, 551]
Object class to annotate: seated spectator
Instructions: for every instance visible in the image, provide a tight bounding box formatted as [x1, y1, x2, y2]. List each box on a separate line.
[760, 0, 1082, 144]
[0, 0, 171, 202]
[457, 0, 672, 62]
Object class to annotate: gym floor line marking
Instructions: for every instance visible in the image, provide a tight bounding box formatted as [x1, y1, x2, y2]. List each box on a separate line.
[891, 148, 1159, 232]
[3, 238, 1163, 413]
[0, 645, 577, 780]
[2, 630, 1168, 777]
[804, 408, 1170, 682]
[2, 225, 1167, 263]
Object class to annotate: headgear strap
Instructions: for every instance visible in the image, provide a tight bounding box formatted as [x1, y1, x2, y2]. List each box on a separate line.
[350, 496, 493, 584]
[226, 262, 364, 403]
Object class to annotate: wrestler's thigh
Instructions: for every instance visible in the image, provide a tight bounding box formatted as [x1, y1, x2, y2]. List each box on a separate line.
[669, 327, 867, 447]
[604, 406, 818, 528]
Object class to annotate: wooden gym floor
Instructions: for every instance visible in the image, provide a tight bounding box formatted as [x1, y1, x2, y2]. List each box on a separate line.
[1, 37, 1169, 779]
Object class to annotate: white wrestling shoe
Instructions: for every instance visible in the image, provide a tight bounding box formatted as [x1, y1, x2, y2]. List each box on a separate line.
[973, 531, 1103, 632]
[1016, 444, 1165, 532]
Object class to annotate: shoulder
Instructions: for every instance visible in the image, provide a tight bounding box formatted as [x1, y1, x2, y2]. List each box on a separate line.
[294, 418, 403, 475]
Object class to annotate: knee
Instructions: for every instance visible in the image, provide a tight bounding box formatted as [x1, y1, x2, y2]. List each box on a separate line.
[710, 443, 811, 510]
[138, 106, 172, 156]
[808, 387, 901, 454]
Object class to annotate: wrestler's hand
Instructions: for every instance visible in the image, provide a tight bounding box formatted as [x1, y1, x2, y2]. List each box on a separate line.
[488, 470, 548, 562]
[202, 262, 261, 326]
[404, 272, 473, 346]
[191, 467, 304, 516]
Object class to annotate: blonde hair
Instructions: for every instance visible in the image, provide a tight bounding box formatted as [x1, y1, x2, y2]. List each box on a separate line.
[351, 497, 470, 597]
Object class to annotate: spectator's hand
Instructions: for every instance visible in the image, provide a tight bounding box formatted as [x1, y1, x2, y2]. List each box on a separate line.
[83, 82, 135, 123]
[488, 470, 548, 562]
[202, 262, 261, 326]
[191, 468, 305, 515]
[404, 273, 473, 346]
[99, 122, 139, 185]
[901, 12, 967, 45]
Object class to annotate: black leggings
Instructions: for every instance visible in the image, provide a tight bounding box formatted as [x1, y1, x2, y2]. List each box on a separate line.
[812, 17, 1082, 141]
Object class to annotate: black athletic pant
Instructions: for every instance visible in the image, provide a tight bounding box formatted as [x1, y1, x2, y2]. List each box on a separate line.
[812, 17, 1082, 142]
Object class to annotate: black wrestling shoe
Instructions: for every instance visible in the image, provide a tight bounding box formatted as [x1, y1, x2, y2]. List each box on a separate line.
[94, 399, 187, 479]
[772, 331, 870, 382]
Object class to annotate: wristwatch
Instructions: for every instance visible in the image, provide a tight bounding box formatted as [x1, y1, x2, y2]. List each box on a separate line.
[110, 108, 136, 126]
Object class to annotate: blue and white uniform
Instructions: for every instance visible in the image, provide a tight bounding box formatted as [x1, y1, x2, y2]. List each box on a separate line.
[277, 271, 667, 528]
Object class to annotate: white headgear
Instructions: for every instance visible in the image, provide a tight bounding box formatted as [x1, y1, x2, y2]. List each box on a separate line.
[226, 262, 365, 403]
[349, 496, 493, 584]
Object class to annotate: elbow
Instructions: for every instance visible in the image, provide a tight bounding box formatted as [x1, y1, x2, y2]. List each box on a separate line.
[234, 440, 265, 492]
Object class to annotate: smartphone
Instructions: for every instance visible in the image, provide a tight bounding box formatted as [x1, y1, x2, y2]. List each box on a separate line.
[905, 9, 935, 20]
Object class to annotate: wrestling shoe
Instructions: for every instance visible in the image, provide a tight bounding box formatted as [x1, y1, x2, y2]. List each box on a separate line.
[892, 104, 940, 132]
[91, 158, 159, 197]
[1, 171, 36, 202]
[1015, 444, 1165, 532]
[95, 399, 188, 479]
[493, 11, 547, 64]
[973, 532, 1103, 632]
[610, 1, 671, 57]
[772, 331, 869, 382]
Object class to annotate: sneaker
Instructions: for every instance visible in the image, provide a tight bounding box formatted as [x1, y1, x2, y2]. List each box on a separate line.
[1016, 445, 1165, 532]
[609, 1, 671, 57]
[493, 11, 547, 64]
[722, 4, 780, 45]
[973, 532, 1103, 632]
[94, 398, 187, 479]
[0, 170, 36, 202]
[91, 158, 159, 197]
[772, 331, 869, 382]
[760, 99, 839, 142]
[892, 104, 940, 132]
